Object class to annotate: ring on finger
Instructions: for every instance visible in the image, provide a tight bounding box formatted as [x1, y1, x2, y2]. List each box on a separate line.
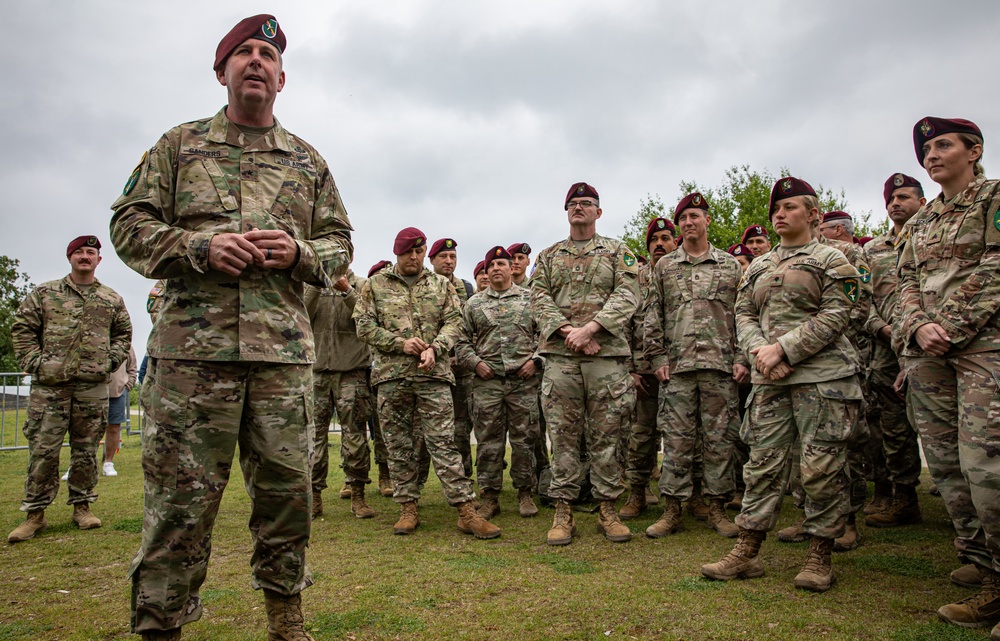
[267, 248, 273, 260]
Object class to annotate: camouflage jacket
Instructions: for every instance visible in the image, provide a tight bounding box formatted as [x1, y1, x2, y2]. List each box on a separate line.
[895, 175, 1000, 356]
[627, 263, 654, 375]
[109, 108, 353, 364]
[353, 265, 463, 385]
[818, 235, 872, 346]
[645, 244, 746, 375]
[446, 273, 471, 305]
[736, 240, 861, 385]
[530, 233, 639, 357]
[863, 229, 903, 372]
[11, 276, 132, 386]
[455, 284, 538, 376]
[305, 270, 370, 373]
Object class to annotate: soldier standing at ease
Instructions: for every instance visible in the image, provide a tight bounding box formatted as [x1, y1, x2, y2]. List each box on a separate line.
[508, 242, 532, 287]
[354, 228, 500, 540]
[531, 182, 639, 545]
[8, 235, 131, 543]
[110, 15, 353, 640]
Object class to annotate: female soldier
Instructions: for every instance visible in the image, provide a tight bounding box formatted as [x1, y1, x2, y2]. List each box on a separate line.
[701, 177, 863, 592]
[897, 117, 1000, 634]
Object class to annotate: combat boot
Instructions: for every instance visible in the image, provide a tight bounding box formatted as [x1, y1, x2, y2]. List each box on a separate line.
[311, 491, 322, 520]
[725, 493, 743, 511]
[349, 482, 375, 519]
[338, 483, 351, 500]
[477, 489, 501, 520]
[865, 485, 921, 528]
[707, 499, 739, 538]
[794, 536, 836, 592]
[863, 482, 893, 516]
[72, 504, 102, 530]
[938, 568, 1000, 628]
[393, 501, 419, 535]
[517, 489, 538, 518]
[646, 497, 684, 538]
[263, 590, 314, 641]
[687, 482, 710, 521]
[378, 463, 394, 497]
[141, 630, 181, 641]
[952, 564, 983, 589]
[993, 620, 1000, 641]
[701, 527, 766, 581]
[456, 501, 502, 539]
[597, 500, 632, 543]
[777, 514, 808, 543]
[7, 509, 47, 543]
[645, 483, 659, 506]
[618, 484, 647, 521]
[547, 500, 576, 546]
[833, 513, 861, 552]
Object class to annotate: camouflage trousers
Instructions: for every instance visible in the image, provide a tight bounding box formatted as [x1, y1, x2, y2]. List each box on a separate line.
[868, 361, 922, 488]
[623, 374, 659, 487]
[452, 372, 474, 477]
[376, 378, 474, 506]
[658, 370, 739, 501]
[369, 409, 389, 466]
[21, 381, 108, 511]
[736, 377, 861, 540]
[906, 352, 1000, 571]
[312, 368, 373, 491]
[470, 373, 541, 492]
[541, 355, 635, 502]
[534, 390, 550, 477]
[130, 359, 313, 633]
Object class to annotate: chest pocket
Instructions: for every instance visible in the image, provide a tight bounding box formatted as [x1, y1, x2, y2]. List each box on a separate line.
[173, 155, 238, 220]
[952, 204, 988, 266]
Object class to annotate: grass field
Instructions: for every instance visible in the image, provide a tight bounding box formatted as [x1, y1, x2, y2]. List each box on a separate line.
[0, 432, 990, 641]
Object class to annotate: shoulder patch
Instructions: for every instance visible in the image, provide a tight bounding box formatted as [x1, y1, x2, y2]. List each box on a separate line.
[994, 209, 1000, 233]
[123, 151, 147, 196]
[843, 278, 860, 303]
[859, 265, 871, 283]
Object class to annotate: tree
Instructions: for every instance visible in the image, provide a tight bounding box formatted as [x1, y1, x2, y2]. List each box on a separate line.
[0, 256, 33, 372]
[621, 165, 888, 258]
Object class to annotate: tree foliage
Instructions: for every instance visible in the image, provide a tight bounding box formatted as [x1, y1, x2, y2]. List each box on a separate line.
[0, 256, 33, 372]
[620, 165, 889, 258]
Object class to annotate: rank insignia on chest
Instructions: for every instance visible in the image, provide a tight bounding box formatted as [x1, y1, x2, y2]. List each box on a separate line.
[859, 266, 871, 283]
[843, 279, 859, 303]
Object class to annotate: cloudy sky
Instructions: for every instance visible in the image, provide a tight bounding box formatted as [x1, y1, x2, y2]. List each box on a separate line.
[3, 1, 998, 355]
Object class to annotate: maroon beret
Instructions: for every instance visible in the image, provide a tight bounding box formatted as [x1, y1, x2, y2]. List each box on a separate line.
[913, 116, 982, 164]
[484, 245, 513, 271]
[473, 261, 486, 278]
[368, 260, 392, 278]
[822, 211, 853, 224]
[727, 243, 751, 257]
[506, 243, 531, 256]
[428, 238, 458, 257]
[858, 236, 873, 246]
[67, 235, 101, 256]
[393, 227, 426, 255]
[214, 14, 286, 72]
[883, 173, 923, 206]
[672, 192, 709, 223]
[645, 217, 676, 248]
[741, 225, 768, 243]
[768, 176, 816, 219]
[565, 182, 599, 209]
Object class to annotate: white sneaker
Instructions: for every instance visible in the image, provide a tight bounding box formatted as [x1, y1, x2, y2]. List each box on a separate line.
[102, 462, 118, 477]
[61, 468, 70, 481]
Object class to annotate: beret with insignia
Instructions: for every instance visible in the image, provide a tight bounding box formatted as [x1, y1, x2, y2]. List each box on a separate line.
[214, 14, 286, 71]
[506, 243, 531, 257]
[672, 192, 709, 223]
[646, 217, 676, 248]
[728, 243, 751, 257]
[883, 173, 923, 206]
[913, 116, 982, 164]
[67, 235, 101, 256]
[484, 245, 513, 271]
[565, 182, 599, 209]
[741, 225, 769, 243]
[393, 227, 427, 256]
[368, 260, 392, 278]
[429, 238, 458, 257]
[768, 176, 816, 219]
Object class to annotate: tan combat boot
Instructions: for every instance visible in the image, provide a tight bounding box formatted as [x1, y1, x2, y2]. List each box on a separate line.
[72, 504, 102, 530]
[794, 535, 836, 592]
[349, 482, 375, 519]
[517, 489, 538, 518]
[725, 493, 743, 511]
[953, 564, 983, 589]
[645, 482, 659, 506]
[311, 491, 322, 520]
[776, 514, 808, 543]
[456, 501, 502, 539]
[701, 527, 766, 581]
[707, 499, 739, 538]
[338, 483, 351, 500]
[7, 509, 47, 543]
[645, 497, 684, 538]
[393, 501, 419, 535]
[477, 489, 501, 520]
[863, 482, 893, 516]
[547, 500, 576, 546]
[833, 513, 861, 552]
[618, 484, 647, 521]
[263, 590, 314, 641]
[938, 568, 1000, 628]
[865, 485, 921, 528]
[597, 500, 632, 543]
[687, 483, 710, 521]
[141, 630, 181, 641]
[378, 463, 394, 497]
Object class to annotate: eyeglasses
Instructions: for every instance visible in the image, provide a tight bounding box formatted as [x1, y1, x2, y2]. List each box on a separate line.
[567, 200, 598, 210]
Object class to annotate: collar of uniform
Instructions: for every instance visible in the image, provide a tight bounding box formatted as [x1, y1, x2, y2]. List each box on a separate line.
[562, 233, 604, 255]
[675, 243, 720, 264]
[486, 283, 523, 298]
[385, 263, 432, 283]
[940, 174, 987, 209]
[63, 274, 100, 296]
[207, 107, 293, 153]
[774, 238, 818, 260]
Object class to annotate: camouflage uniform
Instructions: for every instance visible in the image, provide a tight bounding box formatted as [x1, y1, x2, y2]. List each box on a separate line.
[447, 272, 474, 478]
[735, 240, 862, 539]
[305, 271, 373, 490]
[622, 262, 660, 489]
[645, 244, 744, 501]
[353, 265, 475, 505]
[110, 107, 353, 632]
[531, 234, 639, 502]
[455, 283, 540, 492]
[11, 276, 132, 511]
[896, 175, 1000, 572]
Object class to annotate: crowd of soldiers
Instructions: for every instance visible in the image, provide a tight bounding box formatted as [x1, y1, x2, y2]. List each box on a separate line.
[4, 12, 1000, 641]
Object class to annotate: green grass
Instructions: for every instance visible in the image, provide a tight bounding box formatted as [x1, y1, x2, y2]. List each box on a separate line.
[0, 435, 988, 640]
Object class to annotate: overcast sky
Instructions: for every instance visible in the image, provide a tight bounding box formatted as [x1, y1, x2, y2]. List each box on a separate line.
[3, 1, 998, 356]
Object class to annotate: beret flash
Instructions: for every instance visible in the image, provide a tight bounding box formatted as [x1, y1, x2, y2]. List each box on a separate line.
[214, 14, 286, 72]
[913, 116, 982, 164]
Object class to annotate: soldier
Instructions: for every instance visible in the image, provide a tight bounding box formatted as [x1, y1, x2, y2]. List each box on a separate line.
[474, 261, 489, 292]
[8, 235, 132, 543]
[366, 260, 395, 499]
[643, 194, 747, 539]
[353, 227, 500, 540]
[728, 244, 753, 272]
[897, 117, 1000, 633]
[306, 267, 378, 521]
[456, 246, 542, 519]
[507, 242, 532, 286]
[819, 211, 860, 245]
[531, 182, 639, 545]
[741, 225, 772, 258]
[109, 15, 352, 640]
[702, 177, 862, 592]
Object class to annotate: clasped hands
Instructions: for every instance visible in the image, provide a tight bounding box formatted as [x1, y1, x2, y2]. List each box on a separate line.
[750, 342, 793, 381]
[208, 230, 299, 276]
[559, 322, 601, 356]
